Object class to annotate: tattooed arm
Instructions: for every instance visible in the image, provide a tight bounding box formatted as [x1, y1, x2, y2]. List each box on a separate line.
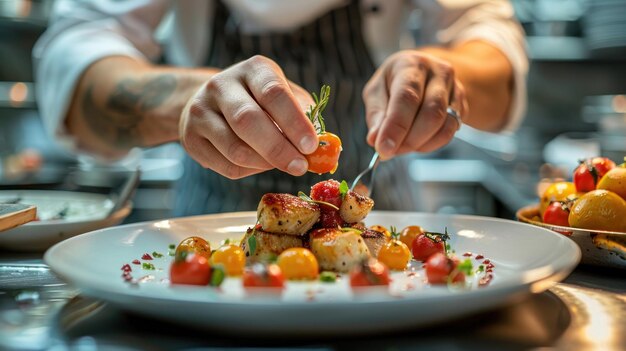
[64, 55, 318, 177]
[66, 56, 217, 159]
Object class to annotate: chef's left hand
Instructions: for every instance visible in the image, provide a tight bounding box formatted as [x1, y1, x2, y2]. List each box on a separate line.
[363, 50, 469, 159]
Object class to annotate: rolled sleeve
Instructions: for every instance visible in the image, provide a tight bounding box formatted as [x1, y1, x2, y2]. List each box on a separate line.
[417, 0, 528, 132]
[32, 0, 167, 151]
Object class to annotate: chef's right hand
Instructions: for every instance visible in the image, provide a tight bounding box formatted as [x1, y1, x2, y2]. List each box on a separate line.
[179, 55, 318, 179]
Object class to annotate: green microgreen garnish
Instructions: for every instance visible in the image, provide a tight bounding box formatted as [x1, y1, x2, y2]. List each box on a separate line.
[306, 85, 331, 134]
[457, 259, 474, 276]
[248, 234, 257, 257]
[221, 238, 231, 246]
[142, 262, 155, 270]
[476, 265, 485, 273]
[340, 227, 362, 235]
[168, 244, 175, 250]
[152, 251, 163, 258]
[210, 265, 226, 287]
[319, 271, 337, 283]
[339, 180, 349, 200]
[298, 191, 339, 210]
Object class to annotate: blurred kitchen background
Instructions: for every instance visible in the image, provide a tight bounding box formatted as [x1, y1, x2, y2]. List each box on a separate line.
[1, 0, 625, 222]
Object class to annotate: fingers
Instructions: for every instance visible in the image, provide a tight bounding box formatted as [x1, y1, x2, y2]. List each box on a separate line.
[362, 70, 388, 147]
[372, 62, 428, 158]
[244, 56, 318, 154]
[212, 81, 310, 176]
[180, 129, 267, 180]
[192, 105, 273, 170]
[397, 61, 454, 153]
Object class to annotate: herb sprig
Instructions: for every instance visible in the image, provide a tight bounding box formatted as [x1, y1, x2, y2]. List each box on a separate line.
[298, 191, 339, 210]
[306, 85, 331, 134]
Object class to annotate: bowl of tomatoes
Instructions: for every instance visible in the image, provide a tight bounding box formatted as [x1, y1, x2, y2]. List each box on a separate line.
[516, 156, 626, 269]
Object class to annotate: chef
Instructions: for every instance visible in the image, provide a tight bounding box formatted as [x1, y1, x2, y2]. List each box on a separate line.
[33, 0, 527, 214]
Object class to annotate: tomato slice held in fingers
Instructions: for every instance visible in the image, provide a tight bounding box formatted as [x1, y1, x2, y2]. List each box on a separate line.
[306, 132, 342, 174]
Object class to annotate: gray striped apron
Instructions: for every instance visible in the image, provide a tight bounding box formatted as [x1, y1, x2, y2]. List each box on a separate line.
[174, 0, 416, 216]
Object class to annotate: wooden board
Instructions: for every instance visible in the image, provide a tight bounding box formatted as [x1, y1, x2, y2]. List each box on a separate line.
[0, 204, 37, 232]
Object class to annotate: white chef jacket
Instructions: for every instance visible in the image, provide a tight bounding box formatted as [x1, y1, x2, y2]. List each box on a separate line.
[33, 0, 528, 152]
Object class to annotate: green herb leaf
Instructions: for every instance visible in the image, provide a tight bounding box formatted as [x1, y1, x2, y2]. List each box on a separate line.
[340, 227, 362, 235]
[319, 271, 337, 283]
[142, 262, 155, 270]
[221, 238, 231, 246]
[210, 265, 226, 287]
[476, 265, 485, 273]
[457, 259, 474, 276]
[248, 234, 257, 256]
[339, 180, 349, 200]
[152, 251, 164, 258]
[298, 191, 339, 210]
[168, 244, 176, 250]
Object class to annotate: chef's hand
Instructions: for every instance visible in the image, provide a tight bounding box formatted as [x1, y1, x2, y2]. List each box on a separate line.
[363, 50, 469, 159]
[180, 55, 317, 179]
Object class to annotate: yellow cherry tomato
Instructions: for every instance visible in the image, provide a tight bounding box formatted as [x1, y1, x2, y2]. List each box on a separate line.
[211, 244, 245, 276]
[377, 239, 411, 271]
[175, 236, 212, 260]
[399, 225, 425, 249]
[277, 248, 319, 280]
[370, 225, 391, 240]
[540, 181, 578, 216]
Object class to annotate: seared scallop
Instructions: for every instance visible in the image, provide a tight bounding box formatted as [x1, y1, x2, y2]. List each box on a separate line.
[339, 191, 374, 224]
[351, 223, 387, 257]
[309, 228, 370, 272]
[240, 227, 304, 260]
[257, 193, 320, 236]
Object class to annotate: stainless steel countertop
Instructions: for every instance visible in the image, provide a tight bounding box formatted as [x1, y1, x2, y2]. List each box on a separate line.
[0, 253, 624, 351]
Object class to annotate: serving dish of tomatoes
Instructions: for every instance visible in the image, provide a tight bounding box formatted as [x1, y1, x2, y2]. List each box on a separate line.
[517, 156, 626, 269]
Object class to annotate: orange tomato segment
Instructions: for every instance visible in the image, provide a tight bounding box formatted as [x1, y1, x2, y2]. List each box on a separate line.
[306, 132, 342, 174]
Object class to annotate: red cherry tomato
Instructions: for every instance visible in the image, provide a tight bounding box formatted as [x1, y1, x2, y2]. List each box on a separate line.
[573, 157, 616, 192]
[411, 233, 446, 262]
[310, 180, 344, 228]
[242, 263, 285, 288]
[306, 132, 342, 174]
[542, 201, 571, 227]
[349, 258, 391, 287]
[424, 253, 465, 285]
[170, 253, 211, 286]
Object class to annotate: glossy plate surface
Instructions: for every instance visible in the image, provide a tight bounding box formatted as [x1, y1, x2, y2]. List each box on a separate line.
[0, 190, 131, 251]
[517, 205, 626, 269]
[45, 211, 580, 335]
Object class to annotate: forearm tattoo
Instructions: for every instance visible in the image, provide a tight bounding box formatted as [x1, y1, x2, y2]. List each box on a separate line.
[81, 74, 176, 149]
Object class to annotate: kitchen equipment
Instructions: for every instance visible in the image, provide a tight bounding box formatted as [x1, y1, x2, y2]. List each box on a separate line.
[0, 203, 35, 231]
[0, 190, 131, 251]
[351, 152, 379, 197]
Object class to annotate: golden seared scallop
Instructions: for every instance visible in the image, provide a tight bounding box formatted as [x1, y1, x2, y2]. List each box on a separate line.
[309, 228, 370, 273]
[257, 193, 320, 236]
[351, 223, 387, 257]
[339, 191, 374, 224]
[240, 227, 304, 261]
[360, 228, 387, 258]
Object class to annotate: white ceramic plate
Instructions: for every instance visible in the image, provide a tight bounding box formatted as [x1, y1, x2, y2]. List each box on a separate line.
[45, 211, 580, 335]
[0, 190, 131, 251]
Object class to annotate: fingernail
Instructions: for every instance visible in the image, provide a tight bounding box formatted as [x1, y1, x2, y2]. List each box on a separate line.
[300, 135, 318, 154]
[379, 139, 396, 158]
[287, 158, 308, 175]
